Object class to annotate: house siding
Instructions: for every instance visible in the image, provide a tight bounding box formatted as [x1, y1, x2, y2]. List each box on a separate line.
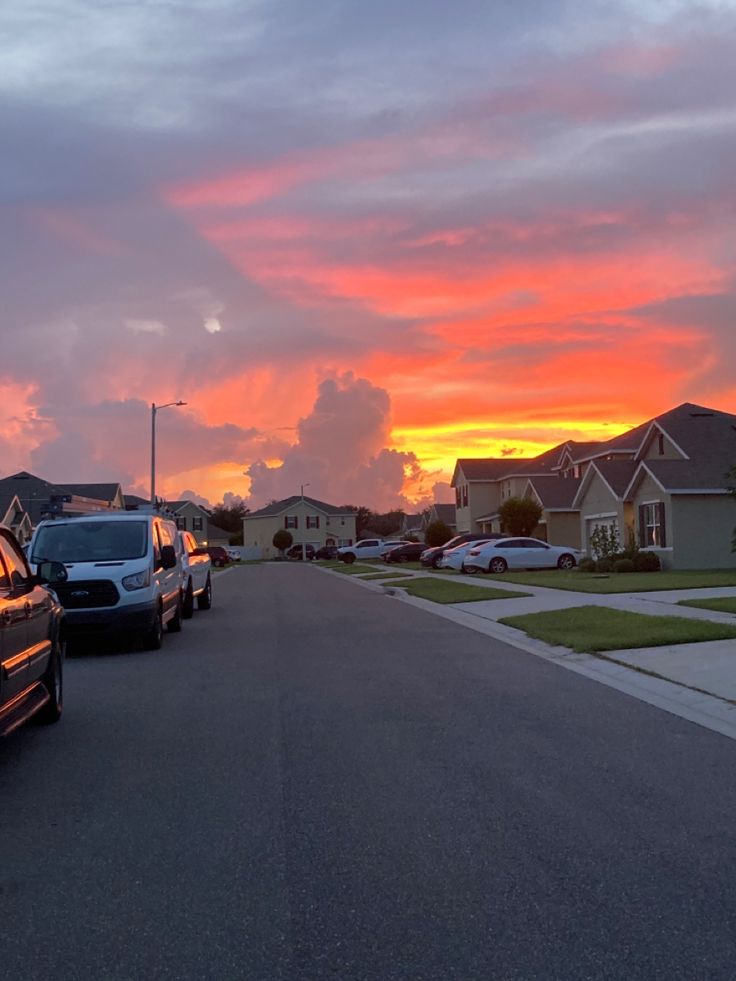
[669, 495, 736, 570]
[578, 471, 626, 554]
[243, 501, 356, 559]
[547, 512, 581, 549]
[630, 473, 673, 568]
[464, 483, 502, 532]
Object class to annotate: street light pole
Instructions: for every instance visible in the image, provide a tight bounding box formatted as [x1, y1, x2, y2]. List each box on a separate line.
[150, 400, 187, 507]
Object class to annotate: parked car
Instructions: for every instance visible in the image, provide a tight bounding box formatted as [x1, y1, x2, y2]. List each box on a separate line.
[420, 533, 501, 569]
[287, 544, 316, 560]
[178, 531, 213, 617]
[225, 547, 241, 562]
[1, 525, 66, 736]
[463, 537, 581, 574]
[193, 545, 230, 568]
[383, 542, 427, 564]
[439, 539, 496, 571]
[314, 545, 339, 560]
[30, 512, 184, 649]
[336, 539, 384, 564]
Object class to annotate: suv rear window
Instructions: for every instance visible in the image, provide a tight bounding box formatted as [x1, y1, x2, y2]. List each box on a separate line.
[32, 521, 148, 563]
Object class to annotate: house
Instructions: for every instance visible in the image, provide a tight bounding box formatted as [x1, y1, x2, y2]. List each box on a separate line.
[425, 503, 456, 534]
[0, 471, 124, 530]
[450, 402, 736, 569]
[573, 403, 736, 569]
[164, 500, 231, 546]
[400, 513, 425, 541]
[243, 496, 358, 559]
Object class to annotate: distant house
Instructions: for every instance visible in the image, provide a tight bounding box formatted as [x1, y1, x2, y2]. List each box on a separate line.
[400, 513, 425, 541]
[164, 500, 231, 546]
[0, 490, 33, 544]
[243, 496, 357, 559]
[425, 503, 456, 533]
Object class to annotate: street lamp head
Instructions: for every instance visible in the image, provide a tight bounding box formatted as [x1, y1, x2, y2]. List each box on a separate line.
[175, 400, 187, 406]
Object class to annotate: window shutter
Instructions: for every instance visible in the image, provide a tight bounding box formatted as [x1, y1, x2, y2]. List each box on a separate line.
[638, 505, 646, 547]
[284, 517, 288, 528]
[658, 502, 666, 547]
[316, 516, 320, 528]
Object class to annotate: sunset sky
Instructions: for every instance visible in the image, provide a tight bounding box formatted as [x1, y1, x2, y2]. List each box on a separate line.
[2, 0, 736, 510]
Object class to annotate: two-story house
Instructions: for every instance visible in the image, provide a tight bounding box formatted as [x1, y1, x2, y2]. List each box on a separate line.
[243, 496, 357, 559]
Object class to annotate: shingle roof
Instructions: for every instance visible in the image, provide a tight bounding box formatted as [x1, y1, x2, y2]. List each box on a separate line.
[61, 482, 122, 502]
[431, 503, 456, 525]
[591, 460, 640, 498]
[246, 495, 352, 518]
[641, 458, 735, 492]
[454, 458, 533, 482]
[526, 476, 580, 509]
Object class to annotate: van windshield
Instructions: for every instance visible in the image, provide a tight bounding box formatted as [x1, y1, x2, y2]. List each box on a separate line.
[32, 521, 148, 563]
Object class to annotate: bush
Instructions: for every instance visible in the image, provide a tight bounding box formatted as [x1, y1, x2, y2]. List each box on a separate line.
[498, 497, 543, 537]
[425, 520, 453, 547]
[634, 550, 661, 572]
[594, 557, 614, 573]
[577, 557, 595, 573]
[272, 529, 293, 555]
[613, 558, 635, 574]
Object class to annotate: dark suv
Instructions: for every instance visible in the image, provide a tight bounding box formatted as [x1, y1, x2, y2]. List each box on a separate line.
[420, 533, 503, 569]
[194, 545, 230, 568]
[0, 526, 66, 737]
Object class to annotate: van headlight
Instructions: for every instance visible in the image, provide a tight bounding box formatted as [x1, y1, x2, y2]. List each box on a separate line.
[122, 568, 151, 591]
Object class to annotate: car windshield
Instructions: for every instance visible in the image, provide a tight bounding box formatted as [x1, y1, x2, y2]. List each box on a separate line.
[32, 521, 148, 563]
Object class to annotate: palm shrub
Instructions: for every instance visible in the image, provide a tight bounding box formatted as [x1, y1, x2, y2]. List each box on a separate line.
[498, 497, 543, 537]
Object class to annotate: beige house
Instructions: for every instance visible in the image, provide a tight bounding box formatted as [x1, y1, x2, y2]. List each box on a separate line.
[243, 496, 357, 559]
[0, 491, 33, 544]
[451, 402, 736, 569]
[165, 500, 230, 546]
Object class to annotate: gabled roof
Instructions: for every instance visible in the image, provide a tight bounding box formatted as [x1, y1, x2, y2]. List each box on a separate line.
[504, 442, 570, 477]
[572, 459, 639, 508]
[124, 494, 150, 509]
[562, 441, 606, 465]
[245, 495, 353, 518]
[0, 490, 23, 521]
[626, 458, 735, 496]
[525, 476, 581, 509]
[452, 458, 532, 485]
[430, 503, 456, 525]
[166, 499, 211, 515]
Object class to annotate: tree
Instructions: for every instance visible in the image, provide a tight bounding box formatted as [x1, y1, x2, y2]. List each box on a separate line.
[425, 519, 452, 546]
[272, 529, 293, 557]
[498, 496, 543, 537]
[211, 500, 249, 534]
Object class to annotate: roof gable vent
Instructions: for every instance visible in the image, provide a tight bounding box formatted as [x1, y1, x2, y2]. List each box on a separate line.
[689, 411, 714, 417]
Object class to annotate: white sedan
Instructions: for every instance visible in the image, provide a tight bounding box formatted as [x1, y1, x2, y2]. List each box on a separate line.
[462, 537, 582, 574]
[439, 539, 495, 570]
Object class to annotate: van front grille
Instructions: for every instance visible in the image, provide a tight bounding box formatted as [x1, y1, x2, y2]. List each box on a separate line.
[53, 580, 120, 609]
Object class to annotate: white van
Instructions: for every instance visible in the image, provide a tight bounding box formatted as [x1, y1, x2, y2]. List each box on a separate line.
[29, 512, 184, 650]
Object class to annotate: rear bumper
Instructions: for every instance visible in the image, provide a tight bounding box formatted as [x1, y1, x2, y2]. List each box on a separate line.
[63, 600, 159, 636]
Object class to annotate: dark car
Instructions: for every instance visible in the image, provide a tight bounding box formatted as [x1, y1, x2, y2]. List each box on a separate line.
[383, 542, 427, 564]
[420, 533, 504, 569]
[314, 545, 338, 560]
[287, 544, 316, 560]
[1, 526, 66, 737]
[194, 545, 230, 568]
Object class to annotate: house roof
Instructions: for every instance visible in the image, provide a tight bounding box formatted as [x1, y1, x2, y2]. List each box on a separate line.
[61, 482, 122, 503]
[452, 458, 532, 484]
[166, 499, 211, 515]
[0, 490, 22, 521]
[526, 476, 581, 509]
[245, 495, 353, 518]
[124, 494, 150, 508]
[430, 503, 456, 525]
[633, 458, 735, 493]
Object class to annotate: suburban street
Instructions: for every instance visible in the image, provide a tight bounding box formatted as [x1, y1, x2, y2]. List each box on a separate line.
[3, 564, 736, 981]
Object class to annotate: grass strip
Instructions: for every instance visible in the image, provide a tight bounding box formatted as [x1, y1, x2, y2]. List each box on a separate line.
[677, 597, 736, 615]
[330, 564, 377, 576]
[397, 578, 530, 604]
[484, 569, 736, 593]
[499, 605, 736, 653]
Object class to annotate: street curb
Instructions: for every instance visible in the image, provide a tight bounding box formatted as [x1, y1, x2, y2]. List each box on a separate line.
[314, 564, 736, 742]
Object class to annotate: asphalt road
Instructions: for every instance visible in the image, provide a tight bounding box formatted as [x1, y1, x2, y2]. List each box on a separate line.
[2, 564, 736, 980]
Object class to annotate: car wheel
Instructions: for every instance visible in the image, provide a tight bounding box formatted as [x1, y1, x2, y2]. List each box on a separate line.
[182, 579, 195, 619]
[144, 606, 164, 650]
[431, 555, 442, 569]
[198, 574, 212, 610]
[167, 592, 183, 633]
[37, 636, 64, 725]
[557, 553, 576, 570]
[343, 553, 356, 565]
[489, 557, 508, 574]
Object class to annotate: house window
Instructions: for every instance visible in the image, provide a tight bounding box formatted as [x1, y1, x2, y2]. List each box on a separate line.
[306, 515, 320, 529]
[285, 515, 298, 529]
[640, 503, 666, 547]
[455, 487, 461, 507]
[192, 517, 203, 532]
[175, 516, 186, 530]
[462, 486, 468, 507]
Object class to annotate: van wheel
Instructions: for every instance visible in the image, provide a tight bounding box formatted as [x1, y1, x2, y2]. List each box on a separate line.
[182, 580, 194, 619]
[144, 607, 163, 650]
[167, 593, 183, 633]
[343, 553, 356, 565]
[37, 637, 64, 724]
[198, 574, 212, 610]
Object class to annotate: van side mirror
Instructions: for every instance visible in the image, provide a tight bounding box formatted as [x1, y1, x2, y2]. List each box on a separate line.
[160, 545, 177, 570]
[36, 561, 68, 584]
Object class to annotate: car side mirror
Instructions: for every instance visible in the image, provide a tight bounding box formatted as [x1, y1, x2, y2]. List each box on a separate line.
[160, 545, 177, 570]
[36, 560, 68, 584]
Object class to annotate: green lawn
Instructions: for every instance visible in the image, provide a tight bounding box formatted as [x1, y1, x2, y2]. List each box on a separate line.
[396, 578, 530, 604]
[484, 569, 736, 593]
[499, 605, 736, 653]
[329, 563, 377, 576]
[678, 596, 736, 615]
[359, 571, 415, 581]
